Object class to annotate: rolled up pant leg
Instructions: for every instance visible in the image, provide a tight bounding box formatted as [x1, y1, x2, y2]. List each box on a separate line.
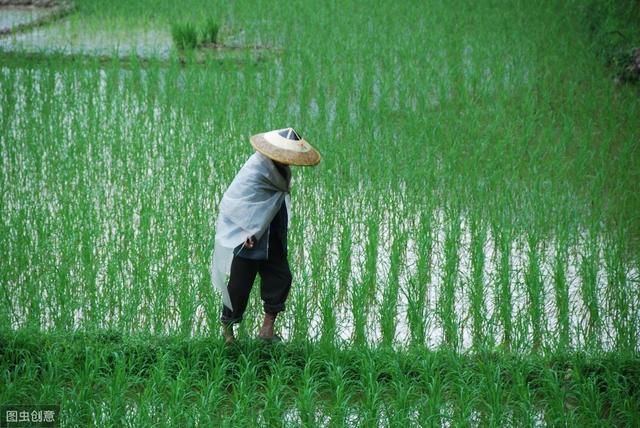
[220, 255, 259, 325]
[259, 240, 292, 315]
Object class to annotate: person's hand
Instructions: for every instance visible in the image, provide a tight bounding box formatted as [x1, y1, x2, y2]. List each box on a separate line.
[243, 236, 256, 249]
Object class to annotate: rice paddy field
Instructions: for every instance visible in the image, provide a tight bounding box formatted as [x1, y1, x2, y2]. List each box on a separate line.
[1, 0, 640, 426]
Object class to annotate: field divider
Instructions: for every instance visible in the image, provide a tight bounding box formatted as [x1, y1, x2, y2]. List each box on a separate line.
[0, 1, 75, 37]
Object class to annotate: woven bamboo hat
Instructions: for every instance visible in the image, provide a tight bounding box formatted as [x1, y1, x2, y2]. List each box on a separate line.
[250, 127, 321, 166]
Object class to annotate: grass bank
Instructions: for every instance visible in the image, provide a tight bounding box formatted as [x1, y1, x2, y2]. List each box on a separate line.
[1, 329, 639, 426]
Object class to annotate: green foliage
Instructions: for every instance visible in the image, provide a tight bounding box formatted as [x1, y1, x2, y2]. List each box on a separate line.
[171, 17, 220, 51]
[201, 17, 220, 44]
[1, 330, 639, 425]
[171, 22, 198, 50]
[585, 0, 640, 83]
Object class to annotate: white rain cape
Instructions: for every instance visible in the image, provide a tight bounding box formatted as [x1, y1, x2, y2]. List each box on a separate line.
[209, 151, 291, 310]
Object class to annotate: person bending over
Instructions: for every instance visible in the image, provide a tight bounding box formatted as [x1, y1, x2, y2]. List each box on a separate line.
[210, 127, 321, 344]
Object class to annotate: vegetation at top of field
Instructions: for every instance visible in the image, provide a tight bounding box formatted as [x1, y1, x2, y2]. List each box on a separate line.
[585, 0, 640, 84]
[171, 17, 220, 51]
[201, 17, 220, 45]
[170, 21, 198, 50]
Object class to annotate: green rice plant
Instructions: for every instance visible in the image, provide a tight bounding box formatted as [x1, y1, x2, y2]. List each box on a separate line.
[171, 22, 198, 50]
[295, 358, 322, 426]
[363, 210, 381, 303]
[406, 207, 434, 347]
[200, 17, 220, 44]
[579, 231, 602, 350]
[351, 274, 368, 347]
[228, 354, 260, 426]
[355, 352, 385, 426]
[478, 358, 506, 424]
[350, 215, 371, 346]
[380, 223, 407, 348]
[386, 380, 417, 426]
[259, 360, 289, 425]
[359, 369, 384, 426]
[325, 360, 353, 427]
[309, 218, 330, 340]
[571, 364, 609, 423]
[509, 360, 537, 426]
[553, 228, 571, 351]
[604, 232, 634, 352]
[2, 330, 640, 425]
[469, 212, 487, 349]
[194, 367, 227, 425]
[290, 270, 311, 343]
[336, 218, 353, 304]
[319, 272, 337, 347]
[539, 366, 573, 425]
[525, 232, 544, 351]
[414, 356, 445, 424]
[493, 222, 514, 350]
[439, 206, 461, 350]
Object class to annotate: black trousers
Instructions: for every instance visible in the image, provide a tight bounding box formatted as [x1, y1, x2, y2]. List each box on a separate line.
[220, 237, 292, 325]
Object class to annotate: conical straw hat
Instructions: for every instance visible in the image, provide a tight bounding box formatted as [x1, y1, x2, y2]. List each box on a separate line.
[250, 127, 321, 166]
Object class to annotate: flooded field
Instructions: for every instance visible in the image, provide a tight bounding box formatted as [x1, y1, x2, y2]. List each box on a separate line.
[0, 20, 172, 57]
[0, 6, 53, 31]
[1, 60, 638, 352]
[1, 0, 639, 425]
[0, 2, 276, 59]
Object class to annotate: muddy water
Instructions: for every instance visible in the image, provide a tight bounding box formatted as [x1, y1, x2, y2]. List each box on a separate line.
[7, 167, 638, 351]
[0, 6, 52, 32]
[0, 18, 172, 58]
[2, 67, 638, 352]
[293, 207, 639, 351]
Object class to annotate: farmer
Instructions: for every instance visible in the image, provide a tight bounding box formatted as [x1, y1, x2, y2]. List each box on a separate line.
[210, 127, 321, 344]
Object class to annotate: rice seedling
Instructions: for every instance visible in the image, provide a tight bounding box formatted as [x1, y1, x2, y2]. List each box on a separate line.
[170, 22, 198, 50]
[258, 359, 289, 425]
[200, 17, 220, 45]
[294, 358, 323, 426]
[336, 217, 353, 305]
[525, 231, 545, 352]
[468, 211, 487, 349]
[493, 221, 514, 350]
[324, 359, 353, 426]
[552, 227, 571, 351]
[379, 221, 406, 348]
[406, 207, 434, 347]
[439, 206, 462, 350]
[579, 231, 602, 350]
